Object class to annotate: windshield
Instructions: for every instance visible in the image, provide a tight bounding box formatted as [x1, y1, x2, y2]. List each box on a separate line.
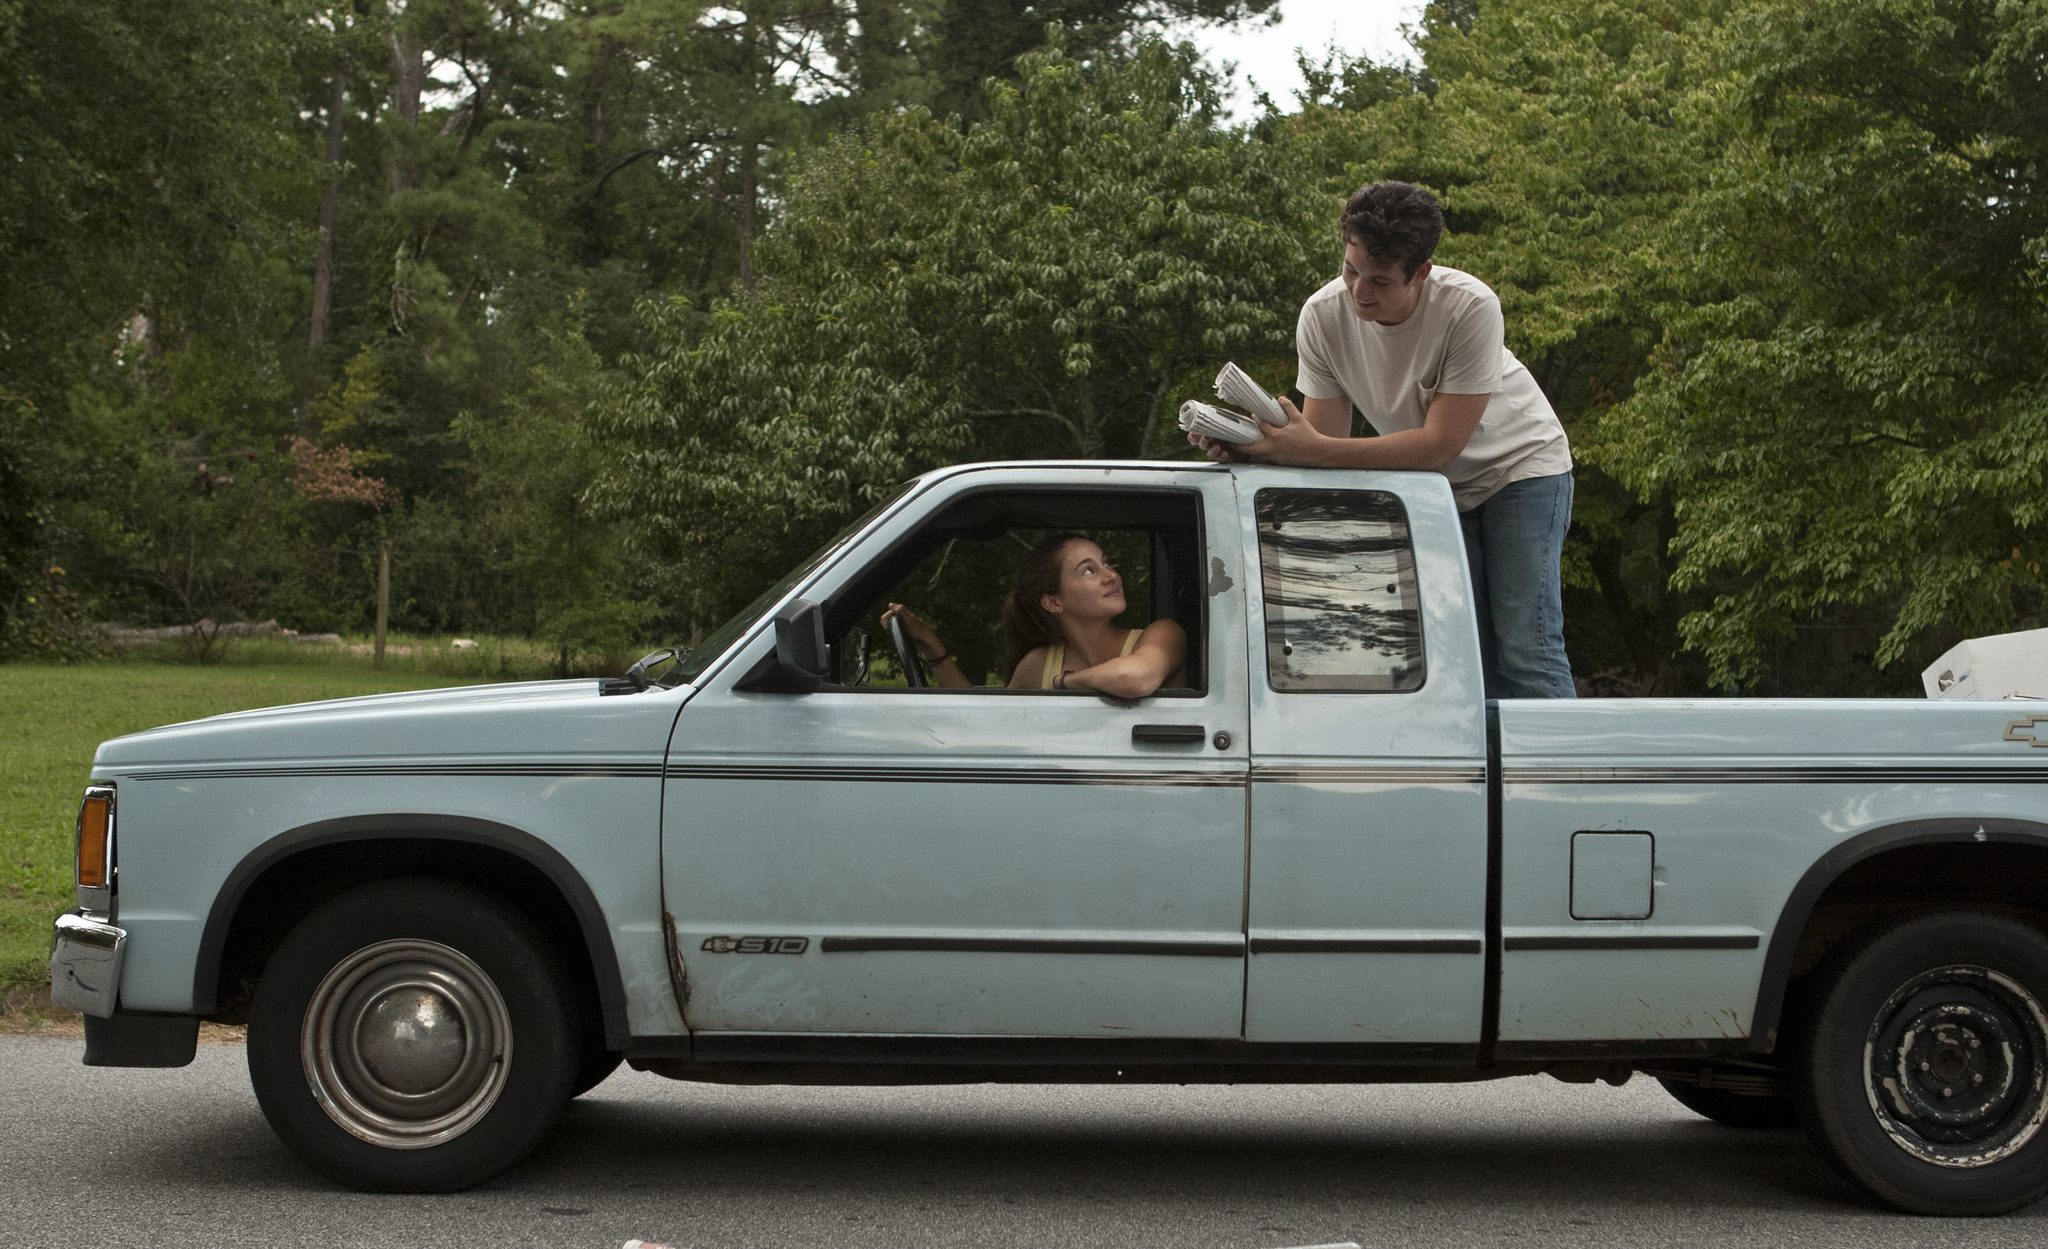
[669, 481, 920, 684]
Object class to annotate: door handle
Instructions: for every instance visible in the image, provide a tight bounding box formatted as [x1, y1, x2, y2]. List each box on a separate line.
[1132, 724, 1205, 745]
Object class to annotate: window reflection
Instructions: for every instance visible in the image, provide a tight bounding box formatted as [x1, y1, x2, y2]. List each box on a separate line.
[1255, 489, 1425, 692]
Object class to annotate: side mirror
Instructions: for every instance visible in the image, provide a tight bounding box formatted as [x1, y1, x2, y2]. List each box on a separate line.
[771, 598, 828, 691]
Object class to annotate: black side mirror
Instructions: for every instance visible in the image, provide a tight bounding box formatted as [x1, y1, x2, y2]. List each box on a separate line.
[770, 598, 828, 691]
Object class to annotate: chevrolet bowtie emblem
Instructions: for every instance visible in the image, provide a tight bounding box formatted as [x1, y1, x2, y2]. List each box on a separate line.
[2005, 715, 2048, 747]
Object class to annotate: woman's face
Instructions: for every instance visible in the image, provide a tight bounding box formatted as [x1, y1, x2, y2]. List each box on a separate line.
[1044, 540, 1125, 622]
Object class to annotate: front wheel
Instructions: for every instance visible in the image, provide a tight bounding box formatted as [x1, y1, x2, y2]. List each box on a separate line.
[1794, 911, 2048, 1215]
[570, 1046, 623, 1098]
[248, 878, 579, 1191]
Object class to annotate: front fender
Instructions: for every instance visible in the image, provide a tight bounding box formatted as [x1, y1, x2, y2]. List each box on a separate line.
[196, 814, 637, 1049]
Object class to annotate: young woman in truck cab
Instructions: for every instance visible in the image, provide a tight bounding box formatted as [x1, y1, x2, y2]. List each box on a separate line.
[880, 533, 1187, 696]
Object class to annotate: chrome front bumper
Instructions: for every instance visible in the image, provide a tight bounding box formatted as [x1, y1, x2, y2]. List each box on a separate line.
[50, 911, 126, 1018]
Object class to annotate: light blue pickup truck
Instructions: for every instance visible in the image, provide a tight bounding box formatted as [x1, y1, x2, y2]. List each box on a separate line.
[52, 461, 2048, 1213]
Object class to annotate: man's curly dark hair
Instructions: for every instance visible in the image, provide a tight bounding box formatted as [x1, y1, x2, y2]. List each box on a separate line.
[1339, 181, 1444, 279]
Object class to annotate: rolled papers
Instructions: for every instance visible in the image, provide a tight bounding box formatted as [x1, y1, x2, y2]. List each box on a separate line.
[1179, 399, 1262, 445]
[1214, 362, 1287, 427]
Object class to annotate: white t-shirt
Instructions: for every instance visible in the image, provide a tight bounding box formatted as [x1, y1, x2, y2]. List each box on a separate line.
[1294, 266, 1572, 511]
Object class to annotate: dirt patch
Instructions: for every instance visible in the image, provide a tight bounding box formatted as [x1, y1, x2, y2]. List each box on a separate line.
[1, 982, 244, 1043]
[2, 983, 83, 1037]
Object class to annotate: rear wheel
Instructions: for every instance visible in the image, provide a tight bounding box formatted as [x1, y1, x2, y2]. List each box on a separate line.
[248, 878, 579, 1191]
[1658, 1077, 1799, 1129]
[1793, 911, 2048, 1214]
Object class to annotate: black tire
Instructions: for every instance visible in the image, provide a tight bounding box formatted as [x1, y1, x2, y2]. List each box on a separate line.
[1658, 1077, 1799, 1129]
[564, 952, 620, 1098]
[247, 878, 579, 1192]
[1793, 910, 2048, 1215]
[569, 1044, 623, 1098]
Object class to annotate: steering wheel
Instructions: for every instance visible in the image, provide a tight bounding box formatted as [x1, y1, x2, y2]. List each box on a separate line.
[887, 615, 929, 688]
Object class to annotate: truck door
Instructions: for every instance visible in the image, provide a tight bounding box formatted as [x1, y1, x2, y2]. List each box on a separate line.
[1240, 477, 1492, 1049]
[662, 467, 1252, 1039]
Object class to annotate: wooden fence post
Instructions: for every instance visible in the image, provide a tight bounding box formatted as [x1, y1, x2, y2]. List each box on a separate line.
[375, 540, 390, 669]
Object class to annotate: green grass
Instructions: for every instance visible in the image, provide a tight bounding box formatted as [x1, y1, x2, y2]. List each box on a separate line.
[115, 629, 606, 682]
[1, 661, 494, 991]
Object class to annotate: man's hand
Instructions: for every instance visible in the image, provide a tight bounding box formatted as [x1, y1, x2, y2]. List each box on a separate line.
[1189, 397, 1339, 466]
[1234, 397, 1335, 465]
[1187, 431, 1245, 463]
[1188, 396, 1342, 464]
[1193, 392, 1488, 472]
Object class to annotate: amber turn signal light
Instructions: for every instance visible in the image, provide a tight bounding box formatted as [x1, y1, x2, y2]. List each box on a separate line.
[76, 791, 112, 889]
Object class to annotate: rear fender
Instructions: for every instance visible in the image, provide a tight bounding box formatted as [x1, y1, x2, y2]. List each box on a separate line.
[1748, 816, 2048, 1052]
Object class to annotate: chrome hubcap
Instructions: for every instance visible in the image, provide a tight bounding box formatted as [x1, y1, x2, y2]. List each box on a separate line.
[302, 939, 511, 1149]
[1863, 965, 2048, 1167]
[357, 986, 467, 1094]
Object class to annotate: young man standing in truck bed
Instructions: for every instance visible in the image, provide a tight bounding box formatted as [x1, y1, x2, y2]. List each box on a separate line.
[1195, 181, 1576, 699]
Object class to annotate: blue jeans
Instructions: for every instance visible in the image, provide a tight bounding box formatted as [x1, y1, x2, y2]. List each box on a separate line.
[1459, 471, 1576, 699]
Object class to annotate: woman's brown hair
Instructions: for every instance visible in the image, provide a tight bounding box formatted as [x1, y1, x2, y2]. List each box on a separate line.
[1000, 533, 1086, 684]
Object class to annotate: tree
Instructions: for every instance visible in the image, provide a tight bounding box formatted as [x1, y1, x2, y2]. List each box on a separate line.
[5, 0, 1304, 653]
[1596, 0, 2048, 687]
[0, 0, 310, 651]
[450, 295, 652, 673]
[594, 36, 1331, 630]
[917, 0, 1279, 121]
[1285, 0, 1743, 693]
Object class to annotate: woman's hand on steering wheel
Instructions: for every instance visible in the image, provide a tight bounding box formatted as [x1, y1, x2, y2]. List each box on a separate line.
[880, 603, 943, 688]
[880, 604, 944, 655]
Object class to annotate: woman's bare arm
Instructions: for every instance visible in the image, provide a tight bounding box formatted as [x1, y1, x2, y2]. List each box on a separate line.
[879, 603, 973, 688]
[1057, 620, 1186, 700]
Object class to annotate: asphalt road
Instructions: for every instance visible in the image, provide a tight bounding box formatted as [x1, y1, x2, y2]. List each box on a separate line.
[5, 1035, 2044, 1248]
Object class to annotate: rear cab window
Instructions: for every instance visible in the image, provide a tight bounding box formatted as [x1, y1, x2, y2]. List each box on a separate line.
[1254, 488, 1425, 693]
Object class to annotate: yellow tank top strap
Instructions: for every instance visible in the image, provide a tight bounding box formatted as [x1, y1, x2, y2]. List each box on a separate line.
[1120, 627, 1142, 658]
[1040, 641, 1065, 689]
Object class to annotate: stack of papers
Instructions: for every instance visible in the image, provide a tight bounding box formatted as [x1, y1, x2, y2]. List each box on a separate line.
[1215, 362, 1287, 427]
[1179, 400, 1262, 444]
[1178, 362, 1287, 446]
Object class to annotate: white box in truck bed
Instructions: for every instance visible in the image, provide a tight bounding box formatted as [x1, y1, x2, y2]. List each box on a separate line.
[1922, 627, 2048, 699]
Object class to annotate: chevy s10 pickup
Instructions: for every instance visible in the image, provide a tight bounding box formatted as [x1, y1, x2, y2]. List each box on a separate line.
[51, 461, 2048, 1213]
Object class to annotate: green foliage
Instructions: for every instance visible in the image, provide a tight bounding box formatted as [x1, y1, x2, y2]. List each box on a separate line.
[451, 294, 652, 672]
[917, 0, 1279, 120]
[1286, 0, 1741, 692]
[0, 567, 107, 665]
[312, 348, 394, 458]
[9, 0, 2040, 696]
[596, 36, 1330, 628]
[0, 0, 309, 411]
[1596, 0, 2048, 685]
[113, 451, 314, 661]
[1289, 46, 1426, 112]
[0, 0, 310, 648]
[5, 0, 1273, 661]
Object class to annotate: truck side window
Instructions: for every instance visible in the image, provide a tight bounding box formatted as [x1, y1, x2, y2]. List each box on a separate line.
[1254, 488, 1425, 693]
[822, 488, 1209, 693]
